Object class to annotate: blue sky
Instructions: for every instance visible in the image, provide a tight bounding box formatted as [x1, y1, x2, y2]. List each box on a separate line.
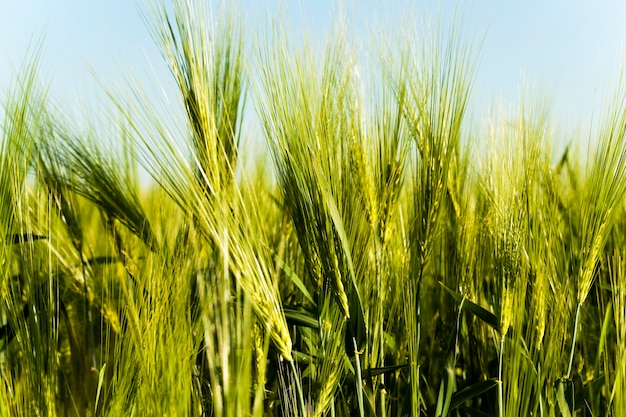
[1, 1, 625, 136]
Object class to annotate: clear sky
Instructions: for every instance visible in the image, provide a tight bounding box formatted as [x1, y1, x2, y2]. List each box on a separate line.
[1, 1, 625, 139]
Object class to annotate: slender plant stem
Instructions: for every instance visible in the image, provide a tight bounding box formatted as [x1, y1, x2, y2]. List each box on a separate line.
[80, 252, 96, 371]
[353, 335, 365, 417]
[379, 326, 387, 417]
[567, 302, 582, 378]
[498, 336, 505, 417]
[538, 363, 544, 417]
[289, 359, 307, 417]
[376, 241, 387, 417]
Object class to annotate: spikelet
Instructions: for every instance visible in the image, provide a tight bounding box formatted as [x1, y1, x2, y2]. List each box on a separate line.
[331, 251, 351, 319]
[500, 284, 513, 338]
[252, 322, 266, 389]
[205, 194, 294, 363]
[533, 271, 547, 350]
[241, 269, 294, 362]
[377, 160, 403, 245]
[578, 217, 609, 304]
[314, 361, 343, 417]
[498, 223, 521, 338]
[313, 309, 347, 417]
[350, 135, 377, 229]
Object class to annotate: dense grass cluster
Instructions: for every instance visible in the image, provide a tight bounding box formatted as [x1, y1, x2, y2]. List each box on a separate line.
[2, 1, 626, 416]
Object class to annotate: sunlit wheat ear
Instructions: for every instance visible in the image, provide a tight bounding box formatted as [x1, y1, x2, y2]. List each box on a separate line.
[246, 283, 293, 362]
[262, 20, 361, 322]
[143, 0, 244, 198]
[312, 297, 347, 417]
[609, 252, 626, 414]
[0, 52, 44, 273]
[576, 79, 626, 305]
[350, 134, 377, 228]
[532, 270, 548, 350]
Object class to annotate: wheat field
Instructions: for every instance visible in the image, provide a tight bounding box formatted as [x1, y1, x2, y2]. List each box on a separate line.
[1, 1, 626, 416]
